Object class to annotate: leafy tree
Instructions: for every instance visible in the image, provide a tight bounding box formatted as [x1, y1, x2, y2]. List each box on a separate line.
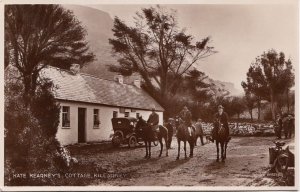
[232, 96, 246, 119]
[242, 50, 294, 119]
[185, 69, 211, 102]
[243, 92, 257, 121]
[109, 6, 216, 101]
[5, 5, 95, 102]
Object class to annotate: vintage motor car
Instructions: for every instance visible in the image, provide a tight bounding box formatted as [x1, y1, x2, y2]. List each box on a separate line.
[111, 117, 142, 148]
[269, 141, 295, 174]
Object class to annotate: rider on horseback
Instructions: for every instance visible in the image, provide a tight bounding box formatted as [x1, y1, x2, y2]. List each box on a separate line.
[147, 106, 159, 139]
[178, 106, 193, 136]
[210, 105, 231, 143]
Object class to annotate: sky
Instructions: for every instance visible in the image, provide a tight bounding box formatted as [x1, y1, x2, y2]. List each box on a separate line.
[87, 3, 298, 92]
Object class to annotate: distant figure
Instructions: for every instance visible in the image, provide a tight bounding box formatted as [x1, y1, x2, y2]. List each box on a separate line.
[165, 118, 174, 149]
[147, 106, 159, 138]
[274, 114, 283, 139]
[284, 114, 294, 139]
[194, 118, 205, 146]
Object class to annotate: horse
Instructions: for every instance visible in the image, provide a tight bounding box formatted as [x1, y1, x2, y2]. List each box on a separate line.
[174, 117, 195, 160]
[214, 120, 229, 162]
[136, 117, 168, 158]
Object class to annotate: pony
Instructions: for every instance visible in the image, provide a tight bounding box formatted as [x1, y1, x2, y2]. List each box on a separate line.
[174, 117, 195, 160]
[136, 117, 168, 158]
[214, 120, 229, 162]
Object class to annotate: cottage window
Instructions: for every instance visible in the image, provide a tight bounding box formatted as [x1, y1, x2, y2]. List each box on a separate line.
[136, 113, 140, 119]
[125, 112, 129, 117]
[93, 109, 100, 128]
[62, 106, 70, 127]
[113, 111, 118, 118]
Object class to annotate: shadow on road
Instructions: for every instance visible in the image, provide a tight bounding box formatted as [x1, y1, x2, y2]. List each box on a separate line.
[157, 158, 191, 173]
[203, 160, 226, 174]
[68, 143, 146, 155]
[125, 156, 161, 167]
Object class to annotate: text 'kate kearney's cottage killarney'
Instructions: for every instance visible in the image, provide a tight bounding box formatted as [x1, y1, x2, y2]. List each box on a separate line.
[39, 65, 164, 145]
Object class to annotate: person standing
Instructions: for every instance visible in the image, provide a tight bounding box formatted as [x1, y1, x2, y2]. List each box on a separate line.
[210, 105, 231, 143]
[286, 114, 294, 139]
[194, 118, 205, 145]
[165, 118, 174, 149]
[274, 114, 283, 139]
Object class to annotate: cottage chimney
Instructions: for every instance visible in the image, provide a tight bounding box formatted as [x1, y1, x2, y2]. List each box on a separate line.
[70, 64, 80, 75]
[133, 79, 141, 88]
[114, 74, 124, 84]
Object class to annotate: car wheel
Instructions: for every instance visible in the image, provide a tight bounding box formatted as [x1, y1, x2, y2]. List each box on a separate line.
[128, 136, 137, 148]
[275, 155, 289, 175]
[112, 135, 121, 147]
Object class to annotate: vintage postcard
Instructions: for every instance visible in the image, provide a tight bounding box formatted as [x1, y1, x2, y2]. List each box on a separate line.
[0, 0, 298, 191]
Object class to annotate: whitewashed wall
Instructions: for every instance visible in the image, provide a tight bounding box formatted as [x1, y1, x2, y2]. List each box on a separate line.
[56, 100, 163, 145]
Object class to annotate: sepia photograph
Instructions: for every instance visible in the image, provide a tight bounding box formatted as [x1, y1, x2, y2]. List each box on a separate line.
[1, 0, 298, 190]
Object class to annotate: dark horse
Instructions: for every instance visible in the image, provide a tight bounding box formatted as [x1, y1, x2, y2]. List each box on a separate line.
[175, 117, 195, 160]
[214, 120, 229, 162]
[136, 117, 168, 158]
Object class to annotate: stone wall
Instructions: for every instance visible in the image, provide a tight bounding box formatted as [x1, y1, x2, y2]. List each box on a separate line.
[201, 122, 275, 136]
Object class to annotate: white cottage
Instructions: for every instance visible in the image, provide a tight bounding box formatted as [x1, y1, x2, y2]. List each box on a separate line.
[39, 65, 164, 145]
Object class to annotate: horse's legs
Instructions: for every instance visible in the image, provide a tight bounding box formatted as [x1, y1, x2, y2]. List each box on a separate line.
[194, 136, 198, 146]
[184, 141, 187, 159]
[216, 141, 219, 162]
[165, 136, 169, 157]
[224, 142, 228, 159]
[189, 140, 194, 158]
[158, 137, 163, 157]
[200, 135, 204, 145]
[148, 141, 151, 158]
[144, 141, 148, 158]
[176, 140, 180, 160]
[221, 142, 225, 162]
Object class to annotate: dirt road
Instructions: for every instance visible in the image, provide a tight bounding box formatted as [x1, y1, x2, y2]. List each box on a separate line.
[69, 137, 293, 186]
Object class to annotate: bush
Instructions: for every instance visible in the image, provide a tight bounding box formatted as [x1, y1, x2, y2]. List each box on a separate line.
[5, 78, 76, 185]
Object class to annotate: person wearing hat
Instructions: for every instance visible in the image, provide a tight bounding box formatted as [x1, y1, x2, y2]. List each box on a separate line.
[147, 106, 159, 139]
[179, 106, 192, 127]
[274, 114, 283, 139]
[165, 118, 174, 149]
[284, 114, 294, 139]
[194, 118, 205, 146]
[210, 105, 230, 143]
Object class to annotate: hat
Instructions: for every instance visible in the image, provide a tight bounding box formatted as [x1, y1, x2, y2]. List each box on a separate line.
[218, 105, 224, 109]
[151, 105, 156, 110]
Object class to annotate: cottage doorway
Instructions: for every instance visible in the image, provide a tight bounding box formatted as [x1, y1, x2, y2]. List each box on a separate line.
[78, 108, 86, 143]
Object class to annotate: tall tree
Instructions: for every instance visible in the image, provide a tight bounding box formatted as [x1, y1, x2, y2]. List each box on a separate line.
[5, 5, 95, 102]
[242, 50, 294, 119]
[243, 92, 257, 121]
[185, 69, 211, 102]
[109, 6, 216, 101]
